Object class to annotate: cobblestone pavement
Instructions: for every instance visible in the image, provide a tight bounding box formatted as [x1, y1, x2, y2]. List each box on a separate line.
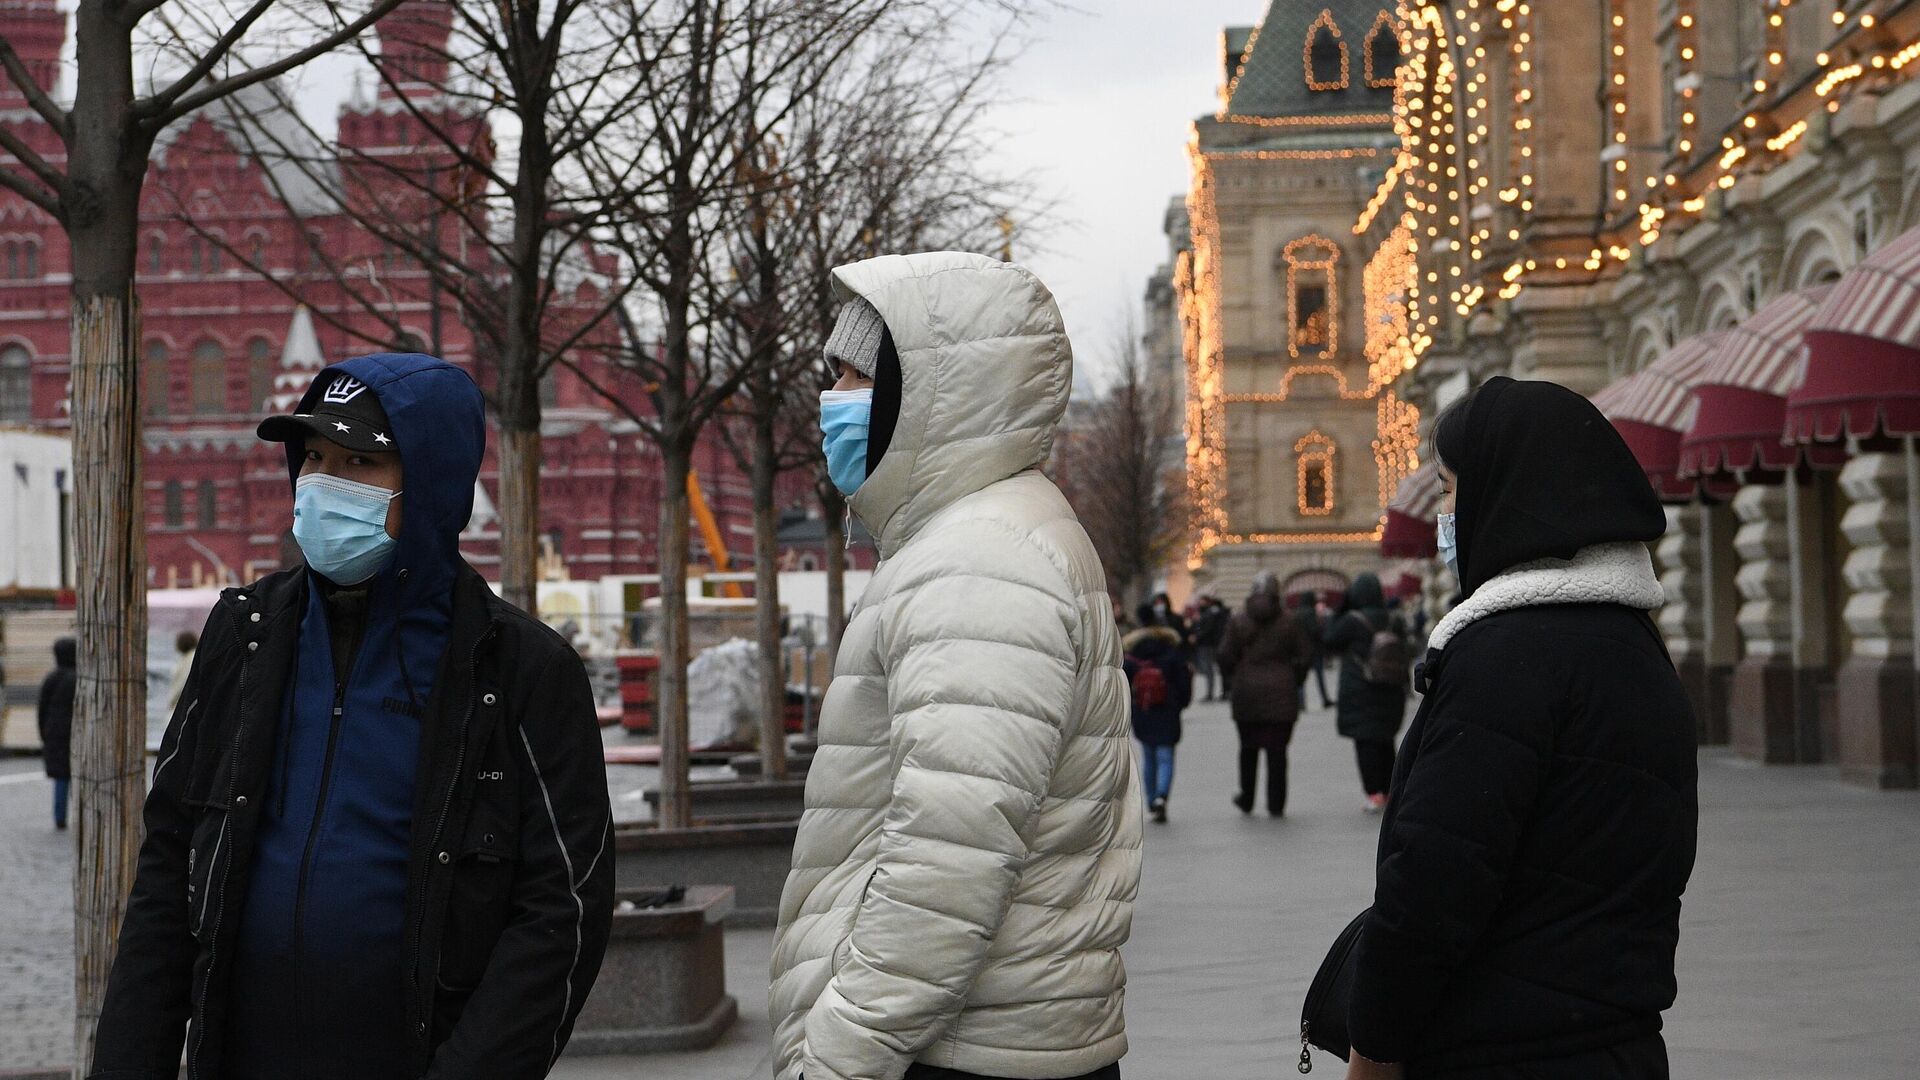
[8, 699, 1919, 1078]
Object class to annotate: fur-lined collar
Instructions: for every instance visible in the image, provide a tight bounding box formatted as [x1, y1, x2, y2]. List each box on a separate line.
[1427, 542, 1665, 652]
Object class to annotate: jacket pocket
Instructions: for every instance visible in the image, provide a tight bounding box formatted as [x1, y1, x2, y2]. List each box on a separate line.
[437, 802, 517, 990]
[186, 811, 231, 939]
[832, 868, 879, 975]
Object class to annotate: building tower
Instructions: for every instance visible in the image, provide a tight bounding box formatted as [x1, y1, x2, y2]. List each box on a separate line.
[1177, 1, 1414, 600]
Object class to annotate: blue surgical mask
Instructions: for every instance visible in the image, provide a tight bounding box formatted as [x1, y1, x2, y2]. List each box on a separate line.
[294, 472, 401, 586]
[1436, 511, 1459, 578]
[820, 388, 873, 497]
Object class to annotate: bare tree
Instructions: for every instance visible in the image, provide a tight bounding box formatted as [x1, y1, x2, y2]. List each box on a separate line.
[1057, 312, 1187, 608]
[0, 2, 408, 1067]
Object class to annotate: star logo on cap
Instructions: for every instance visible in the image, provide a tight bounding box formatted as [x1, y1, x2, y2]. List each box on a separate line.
[333, 421, 352, 433]
[374, 432, 391, 446]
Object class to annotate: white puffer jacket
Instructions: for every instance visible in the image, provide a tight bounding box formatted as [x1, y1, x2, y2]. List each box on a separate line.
[769, 252, 1143, 1080]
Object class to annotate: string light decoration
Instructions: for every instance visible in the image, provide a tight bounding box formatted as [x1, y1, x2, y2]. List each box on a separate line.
[1219, 23, 1262, 112]
[1364, 11, 1403, 88]
[1605, 0, 1629, 207]
[1673, 0, 1699, 159]
[1210, 146, 1388, 161]
[1182, 151, 1230, 566]
[1373, 391, 1421, 508]
[1221, 112, 1396, 127]
[1295, 431, 1337, 516]
[1305, 10, 1351, 91]
[1285, 235, 1341, 359]
[1363, 223, 1416, 393]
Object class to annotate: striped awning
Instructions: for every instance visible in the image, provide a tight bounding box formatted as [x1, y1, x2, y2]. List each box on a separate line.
[1592, 332, 1728, 499]
[1790, 226, 1920, 441]
[1681, 285, 1844, 477]
[1380, 461, 1442, 558]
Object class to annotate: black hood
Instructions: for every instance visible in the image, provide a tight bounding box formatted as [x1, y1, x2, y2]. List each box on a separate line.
[1246, 590, 1282, 623]
[1436, 376, 1665, 598]
[1344, 572, 1385, 612]
[53, 637, 75, 668]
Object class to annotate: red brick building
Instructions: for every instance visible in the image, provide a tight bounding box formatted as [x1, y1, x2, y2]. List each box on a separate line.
[0, 0, 811, 588]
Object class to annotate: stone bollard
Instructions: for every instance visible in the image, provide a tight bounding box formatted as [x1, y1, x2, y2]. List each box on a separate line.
[567, 885, 739, 1054]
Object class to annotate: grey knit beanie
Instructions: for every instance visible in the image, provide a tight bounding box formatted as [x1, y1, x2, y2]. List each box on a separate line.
[824, 297, 888, 378]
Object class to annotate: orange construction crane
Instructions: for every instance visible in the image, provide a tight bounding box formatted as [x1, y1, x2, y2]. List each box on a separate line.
[686, 471, 745, 599]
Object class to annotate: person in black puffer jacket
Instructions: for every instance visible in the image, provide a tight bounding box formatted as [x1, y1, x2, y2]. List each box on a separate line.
[1123, 625, 1192, 824]
[37, 637, 76, 830]
[1344, 377, 1699, 1080]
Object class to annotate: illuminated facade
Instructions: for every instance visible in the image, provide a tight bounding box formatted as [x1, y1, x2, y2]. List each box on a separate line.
[1175, 1, 1414, 599]
[1368, 0, 1920, 788]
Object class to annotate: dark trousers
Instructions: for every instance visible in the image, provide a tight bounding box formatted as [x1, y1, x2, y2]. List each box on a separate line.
[1193, 646, 1219, 699]
[1235, 721, 1292, 814]
[905, 1063, 1121, 1080]
[52, 778, 69, 828]
[1409, 1032, 1668, 1079]
[1354, 738, 1395, 796]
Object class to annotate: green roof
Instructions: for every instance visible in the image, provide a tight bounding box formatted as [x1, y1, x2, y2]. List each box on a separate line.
[1223, 0, 1400, 120]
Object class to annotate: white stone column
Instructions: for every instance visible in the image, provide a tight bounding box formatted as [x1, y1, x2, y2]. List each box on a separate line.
[1730, 484, 1795, 762]
[1836, 453, 1919, 787]
[1656, 505, 1709, 739]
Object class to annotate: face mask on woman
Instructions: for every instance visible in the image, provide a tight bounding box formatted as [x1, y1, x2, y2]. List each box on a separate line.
[820, 387, 873, 497]
[1436, 510, 1459, 579]
[293, 472, 401, 585]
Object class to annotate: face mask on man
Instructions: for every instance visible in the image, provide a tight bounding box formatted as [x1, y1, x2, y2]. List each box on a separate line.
[820, 388, 873, 497]
[294, 472, 401, 585]
[1436, 510, 1459, 579]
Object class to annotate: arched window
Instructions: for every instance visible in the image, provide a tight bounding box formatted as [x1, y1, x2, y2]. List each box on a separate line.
[1283, 236, 1341, 359]
[191, 339, 227, 414]
[205, 233, 224, 274]
[1364, 12, 1400, 89]
[144, 340, 171, 417]
[1295, 431, 1336, 517]
[18, 240, 39, 279]
[147, 234, 165, 275]
[540, 369, 560, 408]
[0, 344, 32, 423]
[2, 241, 17, 279]
[246, 337, 275, 411]
[248, 231, 268, 268]
[197, 480, 218, 530]
[163, 480, 184, 528]
[188, 236, 203, 275]
[1305, 11, 1348, 91]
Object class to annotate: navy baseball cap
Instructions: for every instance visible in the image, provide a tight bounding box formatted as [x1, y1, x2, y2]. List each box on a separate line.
[257, 371, 396, 455]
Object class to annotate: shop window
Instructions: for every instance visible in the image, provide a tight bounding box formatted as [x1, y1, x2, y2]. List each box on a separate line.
[191, 339, 226, 414]
[1305, 11, 1348, 91]
[1363, 12, 1400, 89]
[1295, 431, 1336, 517]
[0, 344, 31, 423]
[1284, 235, 1341, 359]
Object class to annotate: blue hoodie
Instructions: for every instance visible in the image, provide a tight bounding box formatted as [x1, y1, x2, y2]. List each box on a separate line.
[229, 354, 485, 1079]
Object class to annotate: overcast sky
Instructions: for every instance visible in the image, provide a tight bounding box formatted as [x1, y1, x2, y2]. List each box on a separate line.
[988, 1, 1257, 391]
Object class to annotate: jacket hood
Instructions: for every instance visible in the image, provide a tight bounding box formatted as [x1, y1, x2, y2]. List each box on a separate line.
[1345, 572, 1385, 612]
[1123, 625, 1181, 658]
[283, 353, 486, 599]
[1437, 376, 1665, 598]
[52, 637, 75, 668]
[1245, 591, 1282, 623]
[831, 252, 1071, 556]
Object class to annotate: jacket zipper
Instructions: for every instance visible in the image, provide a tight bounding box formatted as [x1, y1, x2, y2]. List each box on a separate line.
[289, 682, 349, 957]
[190, 596, 255, 1079]
[407, 627, 489, 1029]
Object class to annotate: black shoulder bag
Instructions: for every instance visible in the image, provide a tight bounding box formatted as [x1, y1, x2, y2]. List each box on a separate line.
[1297, 907, 1368, 1073]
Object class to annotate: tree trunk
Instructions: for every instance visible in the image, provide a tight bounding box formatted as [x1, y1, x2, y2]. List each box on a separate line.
[497, 424, 541, 614]
[822, 484, 848, 665]
[655, 440, 694, 829]
[751, 415, 787, 780]
[68, 288, 148, 1078]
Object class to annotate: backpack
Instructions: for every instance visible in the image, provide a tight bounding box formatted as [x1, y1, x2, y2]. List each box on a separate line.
[1131, 660, 1170, 711]
[1357, 614, 1411, 687]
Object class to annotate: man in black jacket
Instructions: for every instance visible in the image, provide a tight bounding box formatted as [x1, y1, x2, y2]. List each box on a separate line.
[91, 354, 614, 1080]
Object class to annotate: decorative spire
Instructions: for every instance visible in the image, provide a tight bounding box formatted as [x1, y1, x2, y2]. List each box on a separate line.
[269, 305, 326, 411]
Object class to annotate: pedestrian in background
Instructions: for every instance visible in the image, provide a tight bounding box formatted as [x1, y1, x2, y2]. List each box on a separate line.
[1124, 624, 1192, 823]
[163, 629, 197, 715]
[1137, 590, 1188, 640]
[1189, 594, 1229, 701]
[36, 637, 75, 831]
[1339, 376, 1696, 1079]
[1290, 592, 1333, 709]
[1218, 571, 1306, 817]
[1324, 573, 1409, 813]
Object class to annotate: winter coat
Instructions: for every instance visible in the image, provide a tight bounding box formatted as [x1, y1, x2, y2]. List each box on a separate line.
[36, 637, 75, 781]
[1123, 626, 1192, 747]
[770, 253, 1141, 1080]
[1216, 590, 1304, 728]
[1324, 573, 1407, 742]
[1350, 379, 1695, 1075]
[90, 355, 613, 1080]
[1190, 603, 1229, 650]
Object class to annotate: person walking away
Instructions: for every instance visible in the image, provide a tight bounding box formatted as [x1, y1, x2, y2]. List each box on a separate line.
[771, 253, 1140, 1080]
[1341, 377, 1697, 1079]
[1124, 625, 1192, 823]
[1189, 595, 1229, 701]
[1289, 593, 1333, 709]
[90, 354, 614, 1080]
[1324, 573, 1409, 812]
[36, 637, 75, 830]
[1217, 572, 1306, 817]
[163, 630, 197, 715]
